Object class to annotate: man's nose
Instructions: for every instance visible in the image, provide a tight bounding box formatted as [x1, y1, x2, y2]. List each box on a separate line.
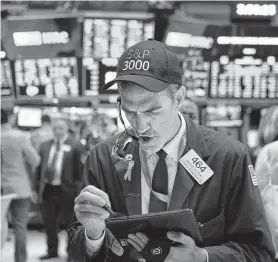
[134, 113, 149, 134]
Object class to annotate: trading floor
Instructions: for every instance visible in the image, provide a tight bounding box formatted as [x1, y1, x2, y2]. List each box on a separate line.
[1, 230, 68, 262]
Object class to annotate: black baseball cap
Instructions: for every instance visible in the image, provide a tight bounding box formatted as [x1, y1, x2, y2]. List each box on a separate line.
[102, 39, 182, 92]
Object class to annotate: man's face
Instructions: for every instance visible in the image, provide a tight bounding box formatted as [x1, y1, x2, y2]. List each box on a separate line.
[180, 100, 199, 124]
[52, 119, 68, 140]
[119, 83, 182, 153]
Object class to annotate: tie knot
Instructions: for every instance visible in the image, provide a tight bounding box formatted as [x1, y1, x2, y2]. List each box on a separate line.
[56, 141, 61, 150]
[157, 149, 167, 160]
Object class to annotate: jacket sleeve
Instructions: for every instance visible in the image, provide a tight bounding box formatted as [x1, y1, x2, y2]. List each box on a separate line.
[205, 148, 275, 262]
[22, 134, 41, 169]
[33, 144, 43, 192]
[68, 147, 121, 262]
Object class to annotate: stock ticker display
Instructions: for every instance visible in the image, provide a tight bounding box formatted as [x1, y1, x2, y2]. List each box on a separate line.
[181, 49, 210, 98]
[210, 58, 278, 99]
[15, 57, 79, 98]
[82, 17, 154, 95]
[2, 16, 278, 101]
[1, 60, 14, 97]
[207, 25, 278, 99]
[82, 58, 118, 96]
[83, 18, 154, 58]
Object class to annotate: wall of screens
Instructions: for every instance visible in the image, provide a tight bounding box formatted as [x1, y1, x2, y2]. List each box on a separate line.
[15, 57, 79, 98]
[1, 14, 277, 102]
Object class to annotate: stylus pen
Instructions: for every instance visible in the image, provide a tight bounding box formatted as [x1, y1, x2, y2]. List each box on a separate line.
[103, 203, 117, 216]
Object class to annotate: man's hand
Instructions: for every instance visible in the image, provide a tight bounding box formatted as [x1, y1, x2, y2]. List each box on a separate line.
[127, 232, 149, 252]
[31, 191, 38, 204]
[165, 232, 207, 262]
[74, 185, 110, 240]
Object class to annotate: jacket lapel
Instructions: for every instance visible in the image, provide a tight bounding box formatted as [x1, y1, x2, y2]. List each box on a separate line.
[169, 115, 211, 210]
[115, 139, 141, 216]
[168, 162, 195, 211]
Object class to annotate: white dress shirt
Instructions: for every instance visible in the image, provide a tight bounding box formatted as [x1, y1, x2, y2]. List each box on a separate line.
[47, 135, 68, 186]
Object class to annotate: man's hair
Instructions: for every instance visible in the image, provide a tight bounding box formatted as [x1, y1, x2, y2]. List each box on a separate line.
[41, 114, 51, 124]
[1, 108, 8, 124]
[164, 84, 182, 102]
[117, 81, 182, 102]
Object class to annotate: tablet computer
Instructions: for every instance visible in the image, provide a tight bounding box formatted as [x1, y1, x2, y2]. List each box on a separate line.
[106, 208, 203, 246]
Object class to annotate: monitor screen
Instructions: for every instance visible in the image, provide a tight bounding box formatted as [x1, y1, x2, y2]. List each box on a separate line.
[17, 107, 42, 127]
[205, 104, 243, 127]
[83, 18, 154, 58]
[208, 25, 278, 99]
[1, 60, 14, 97]
[82, 58, 118, 95]
[3, 17, 82, 60]
[15, 57, 79, 98]
[209, 57, 278, 99]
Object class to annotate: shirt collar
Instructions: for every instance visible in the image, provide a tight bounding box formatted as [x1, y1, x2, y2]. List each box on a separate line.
[145, 112, 186, 161]
[163, 112, 186, 161]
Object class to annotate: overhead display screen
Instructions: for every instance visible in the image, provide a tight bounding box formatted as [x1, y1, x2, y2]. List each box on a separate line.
[82, 58, 118, 96]
[208, 25, 278, 99]
[180, 49, 210, 97]
[165, 21, 278, 100]
[15, 57, 79, 98]
[83, 18, 154, 58]
[1, 60, 14, 97]
[210, 58, 278, 99]
[164, 19, 217, 98]
[3, 17, 82, 60]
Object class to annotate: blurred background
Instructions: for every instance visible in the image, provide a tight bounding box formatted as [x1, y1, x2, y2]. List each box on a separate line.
[1, 1, 278, 261]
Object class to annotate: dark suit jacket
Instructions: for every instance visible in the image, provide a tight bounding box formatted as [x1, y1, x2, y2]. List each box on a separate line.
[35, 136, 81, 201]
[68, 116, 275, 262]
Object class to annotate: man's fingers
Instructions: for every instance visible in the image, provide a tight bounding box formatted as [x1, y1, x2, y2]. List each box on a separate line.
[81, 185, 110, 204]
[135, 232, 149, 245]
[74, 204, 109, 216]
[167, 232, 194, 246]
[75, 210, 109, 220]
[128, 234, 146, 251]
[75, 191, 106, 207]
[127, 237, 143, 252]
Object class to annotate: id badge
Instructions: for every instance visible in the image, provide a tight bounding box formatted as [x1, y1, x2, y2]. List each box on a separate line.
[179, 149, 214, 185]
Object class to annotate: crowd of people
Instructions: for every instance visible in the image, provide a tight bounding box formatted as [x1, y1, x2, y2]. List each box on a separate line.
[1, 109, 119, 262]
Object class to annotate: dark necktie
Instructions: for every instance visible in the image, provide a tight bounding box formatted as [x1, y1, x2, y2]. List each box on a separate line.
[48, 141, 60, 182]
[149, 150, 168, 213]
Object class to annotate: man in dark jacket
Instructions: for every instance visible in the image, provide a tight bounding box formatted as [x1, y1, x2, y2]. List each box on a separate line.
[35, 117, 80, 260]
[68, 40, 275, 262]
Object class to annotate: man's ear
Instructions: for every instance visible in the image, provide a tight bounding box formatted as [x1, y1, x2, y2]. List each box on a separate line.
[175, 86, 186, 110]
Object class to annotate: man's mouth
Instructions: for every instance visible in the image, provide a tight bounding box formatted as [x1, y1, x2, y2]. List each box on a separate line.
[139, 136, 153, 143]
